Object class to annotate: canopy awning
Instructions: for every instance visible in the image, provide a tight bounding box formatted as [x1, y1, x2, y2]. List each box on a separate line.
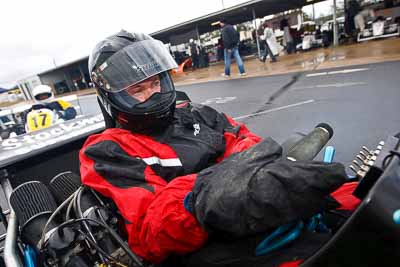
[151, 0, 325, 44]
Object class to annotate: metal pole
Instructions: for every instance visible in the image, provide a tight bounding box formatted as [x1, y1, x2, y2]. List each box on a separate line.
[19, 84, 30, 101]
[79, 66, 88, 88]
[196, 25, 201, 43]
[252, 8, 261, 58]
[333, 0, 339, 46]
[63, 72, 73, 93]
[312, 4, 316, 21]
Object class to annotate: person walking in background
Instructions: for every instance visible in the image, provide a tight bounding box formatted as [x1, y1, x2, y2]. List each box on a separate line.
[261, 22, 280, 63]
[219, 19, 246, 77]
[189, 39, 200, 70]
[346, 0, 361, 39]
[257, 25, 266, 56]
[198, 46, 209, 68]
[354, 8, 376, 32]
[280, 18, 295, 54]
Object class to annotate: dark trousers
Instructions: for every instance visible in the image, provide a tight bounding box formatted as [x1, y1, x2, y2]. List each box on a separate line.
[191, 55, 199, 69]
[262, 41, 277, 62]
[286, 42, 295, 54]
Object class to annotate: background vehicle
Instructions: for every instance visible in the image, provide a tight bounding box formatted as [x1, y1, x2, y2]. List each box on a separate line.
[0, 95, 82, 139]
[357, 16, 400, 42]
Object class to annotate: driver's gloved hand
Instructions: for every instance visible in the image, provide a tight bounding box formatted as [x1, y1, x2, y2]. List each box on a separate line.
[63, 107, 77, 120]
[191, 137, 347, 237]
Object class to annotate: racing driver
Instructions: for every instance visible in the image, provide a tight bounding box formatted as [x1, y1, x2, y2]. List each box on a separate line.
[25, 84, 77, 132]
[80, 30, 359, 265]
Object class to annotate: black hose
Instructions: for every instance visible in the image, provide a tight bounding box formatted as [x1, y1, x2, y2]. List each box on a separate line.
[57, 218, 144, 267]
[65, 197, 74, 221]
[76, 229, 115, 263]
[74, 186, 106, 263]
[95, 209, 144, 267]
[39, 192, 75, 249]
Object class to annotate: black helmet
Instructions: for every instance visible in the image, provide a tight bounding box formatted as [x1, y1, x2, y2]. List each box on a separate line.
[89, 30, 178, 133]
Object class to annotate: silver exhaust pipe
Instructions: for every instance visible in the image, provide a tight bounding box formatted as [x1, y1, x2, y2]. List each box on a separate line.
[2, 178, 23, 267]
[4, 210, 23, 267]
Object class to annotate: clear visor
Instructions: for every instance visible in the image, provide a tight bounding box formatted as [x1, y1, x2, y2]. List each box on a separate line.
[92, 39, 178, 93]
[107, 71, 175, 113]
[34, 92, 52, 101]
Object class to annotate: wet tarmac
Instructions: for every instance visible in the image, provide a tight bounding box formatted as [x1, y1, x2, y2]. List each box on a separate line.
[172, 37, 400, 86]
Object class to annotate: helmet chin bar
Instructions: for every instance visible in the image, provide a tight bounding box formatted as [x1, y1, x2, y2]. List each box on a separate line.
[97, 86, 176, 134]
[97, 96, 117, 129]
[116, 98, 176, 134]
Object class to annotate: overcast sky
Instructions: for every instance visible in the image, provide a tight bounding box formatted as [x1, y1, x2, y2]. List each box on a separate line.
[0, 0, 333, 88]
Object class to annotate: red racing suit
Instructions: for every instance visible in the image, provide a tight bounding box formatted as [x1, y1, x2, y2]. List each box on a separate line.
[79, 103, 261, 263]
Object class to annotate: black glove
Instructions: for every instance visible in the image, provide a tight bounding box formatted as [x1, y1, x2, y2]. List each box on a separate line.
[192, 137, 347, 237]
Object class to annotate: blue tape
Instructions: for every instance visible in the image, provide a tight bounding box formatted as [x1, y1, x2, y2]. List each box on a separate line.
[323, 146, 335, 163]
[24, 245, 37, 267]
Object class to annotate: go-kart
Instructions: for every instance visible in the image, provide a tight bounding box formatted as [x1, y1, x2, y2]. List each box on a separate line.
[0, 93, 399, 267]
[0, 95, 82, 140]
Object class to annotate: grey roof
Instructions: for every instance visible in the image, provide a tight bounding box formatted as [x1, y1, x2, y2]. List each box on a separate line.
[150, 0, 325, 43]
[38, 56, 89, 76]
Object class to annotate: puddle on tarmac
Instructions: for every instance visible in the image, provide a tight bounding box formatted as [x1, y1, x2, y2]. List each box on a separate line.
[298, 55, 326, 68]
[328, 55, 346, 61]
[289, 53, 347, 68]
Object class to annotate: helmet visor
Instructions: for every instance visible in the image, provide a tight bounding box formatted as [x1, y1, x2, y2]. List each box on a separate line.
[92, 39, 178, 93]
[107, 71, 175, 114]
[34, 92, 52, 101]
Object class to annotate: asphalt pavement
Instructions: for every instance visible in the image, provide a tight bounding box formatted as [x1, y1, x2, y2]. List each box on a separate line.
[0, 60, 399, 253]
[77, 60, 400, 172]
